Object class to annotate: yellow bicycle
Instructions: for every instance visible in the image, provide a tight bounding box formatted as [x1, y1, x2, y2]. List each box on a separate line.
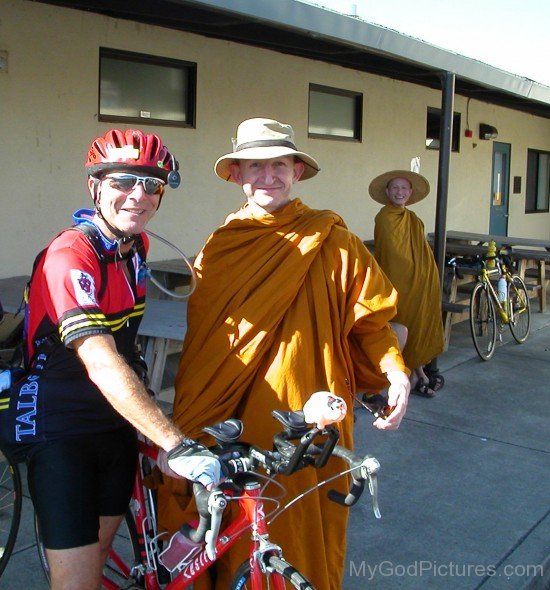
[469, 251, 531, 360]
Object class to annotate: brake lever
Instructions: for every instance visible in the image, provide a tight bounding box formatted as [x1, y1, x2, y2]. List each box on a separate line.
[204, 490, 227, 560]
[360, 456, 381, 519]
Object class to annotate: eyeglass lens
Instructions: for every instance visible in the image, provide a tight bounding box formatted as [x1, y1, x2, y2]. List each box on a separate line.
[107, 175, 165, 195]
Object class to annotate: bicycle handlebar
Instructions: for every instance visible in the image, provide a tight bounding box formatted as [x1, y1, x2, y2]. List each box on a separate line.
[446, 247, 515, 272]
[176, 411, 381, 557]
[328, 446, 380, 512]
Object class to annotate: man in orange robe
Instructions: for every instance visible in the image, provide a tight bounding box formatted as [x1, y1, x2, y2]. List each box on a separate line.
[370, 170, 445, 397]
[159, 119, 410, 589]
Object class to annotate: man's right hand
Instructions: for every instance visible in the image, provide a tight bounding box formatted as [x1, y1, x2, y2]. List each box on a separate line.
[166, 438, 224, 490]
[374, 370, 410, 431]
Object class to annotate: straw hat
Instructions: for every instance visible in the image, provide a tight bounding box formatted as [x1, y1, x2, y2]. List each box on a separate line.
[368, 170, 430, 205]
[214, 118, 320, 182]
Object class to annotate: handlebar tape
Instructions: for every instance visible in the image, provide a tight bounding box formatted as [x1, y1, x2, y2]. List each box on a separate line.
[183, 483, 211, 544]
[327, 447, 365, 507]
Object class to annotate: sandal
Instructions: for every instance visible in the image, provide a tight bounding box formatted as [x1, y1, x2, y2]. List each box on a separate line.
[412, 382, 436, 398]
[428, 373, 445, 392]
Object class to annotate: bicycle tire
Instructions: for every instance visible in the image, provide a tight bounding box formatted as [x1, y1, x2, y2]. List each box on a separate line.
[35, 509, 143, 588]
[0, 452, 22, 578]
[34, 514, 48, 581]
[469, 282, 497, 361]
[231, 555, 315, 589]
[508, 275, 531, 344]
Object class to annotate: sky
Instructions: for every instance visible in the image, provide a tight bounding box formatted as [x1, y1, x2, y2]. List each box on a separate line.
[298, 0, 550, 87]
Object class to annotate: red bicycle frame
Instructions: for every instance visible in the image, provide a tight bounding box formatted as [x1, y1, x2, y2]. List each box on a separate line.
[103, 440, 288, 590]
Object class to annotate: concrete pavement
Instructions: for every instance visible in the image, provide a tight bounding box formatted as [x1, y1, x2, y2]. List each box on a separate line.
[345, 307, 550, 589]
[1, 302, 549, 589]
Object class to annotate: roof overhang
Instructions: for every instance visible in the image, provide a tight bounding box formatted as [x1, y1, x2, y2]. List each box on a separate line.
[34, 0, 550, 118]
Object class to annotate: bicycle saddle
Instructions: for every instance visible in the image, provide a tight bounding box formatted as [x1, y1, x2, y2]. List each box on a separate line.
[272, 410, 310, 438]
[203, 418, 243, 443]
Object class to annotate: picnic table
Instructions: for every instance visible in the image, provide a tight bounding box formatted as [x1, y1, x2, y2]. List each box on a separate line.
[138, 298, 186, 394]
[0, 275, 28, 315]
[438, 230, 550, 250]
[147, 257, 195, 297]
[429, 231, 550, 313]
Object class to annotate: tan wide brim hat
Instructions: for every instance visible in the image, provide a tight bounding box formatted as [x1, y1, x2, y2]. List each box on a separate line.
[368, 170, 430, 205]
[214, 118, 320, 182]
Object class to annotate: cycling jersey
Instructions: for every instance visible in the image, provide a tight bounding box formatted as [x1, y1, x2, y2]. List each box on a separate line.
[11, 209, 149, 443]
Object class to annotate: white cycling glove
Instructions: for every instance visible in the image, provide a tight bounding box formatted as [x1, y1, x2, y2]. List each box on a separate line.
[165, 438, 224, 489]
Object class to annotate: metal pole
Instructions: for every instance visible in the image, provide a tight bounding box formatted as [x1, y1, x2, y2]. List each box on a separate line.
[427, 71, 454, 377]
[433, 71, 455, 284]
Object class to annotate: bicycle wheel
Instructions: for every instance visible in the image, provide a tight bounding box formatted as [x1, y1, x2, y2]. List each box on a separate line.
[35, 509, 143, 588]
[231, 555, 315, 589]
[0, 451, 22, 578]
[508, 275, 531, 344]
[469, 282, 497, 361]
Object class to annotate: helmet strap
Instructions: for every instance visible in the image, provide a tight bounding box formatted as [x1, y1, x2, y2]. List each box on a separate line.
[93, 182, 136, 246]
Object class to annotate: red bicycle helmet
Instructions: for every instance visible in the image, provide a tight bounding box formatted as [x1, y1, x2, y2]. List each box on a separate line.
[85, 129, 180, 187]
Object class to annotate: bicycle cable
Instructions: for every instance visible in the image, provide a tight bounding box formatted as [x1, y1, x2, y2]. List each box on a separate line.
[220, 472, 286, 544]
[220, 466, 356, 542]
[144, 229, 197, 299]
[267, 465, 357, 525]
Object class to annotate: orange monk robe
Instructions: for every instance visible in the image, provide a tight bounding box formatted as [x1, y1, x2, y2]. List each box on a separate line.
[374, 204, 444, 370]
[158, 199, 406, 590]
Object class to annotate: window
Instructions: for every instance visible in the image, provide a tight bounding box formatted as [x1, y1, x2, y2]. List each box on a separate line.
[526, 149, 550, 213]
[99, 48, 196, 127]
[308, 84, 362, 141]
[426, 107, 461, 151]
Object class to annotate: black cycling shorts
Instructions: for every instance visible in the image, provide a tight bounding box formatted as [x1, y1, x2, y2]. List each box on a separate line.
[27, 426, 138, 550]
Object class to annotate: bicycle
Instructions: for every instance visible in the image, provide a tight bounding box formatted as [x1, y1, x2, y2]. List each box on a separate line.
[35, 407, 381, 589]
[469, 250, 531, 361]
[0, 450, 22, 578]
[0, 317, 24, 579]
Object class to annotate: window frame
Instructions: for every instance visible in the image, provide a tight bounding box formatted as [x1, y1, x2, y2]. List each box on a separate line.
[525, 148, 550, 213]
[307, 83, 363, 141]
[425, 107, 461, 152]
[98, 47, 197, 128]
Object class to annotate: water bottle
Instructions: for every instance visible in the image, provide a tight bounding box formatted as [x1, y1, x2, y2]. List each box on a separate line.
[158, 528, 204, 572]
[497, 277, 507, 302]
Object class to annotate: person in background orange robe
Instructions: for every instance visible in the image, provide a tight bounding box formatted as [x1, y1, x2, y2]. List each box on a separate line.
[158, 118, 410, 589]
[370, 170, 445, 398]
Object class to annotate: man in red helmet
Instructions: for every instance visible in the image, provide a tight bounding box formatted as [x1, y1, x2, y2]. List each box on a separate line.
[0, 129, 222, 589]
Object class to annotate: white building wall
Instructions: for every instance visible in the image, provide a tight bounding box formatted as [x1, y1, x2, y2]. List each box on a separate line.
[1, 0, 549, 278]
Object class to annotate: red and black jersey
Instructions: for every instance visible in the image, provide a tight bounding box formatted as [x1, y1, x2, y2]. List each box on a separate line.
[27, 225, 149, 369]
[17, 218, 150, 439]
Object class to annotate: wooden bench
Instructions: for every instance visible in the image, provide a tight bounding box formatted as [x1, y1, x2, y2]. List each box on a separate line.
[441, 300, 469, 349]
[510, 248, 550, 313]
[440, 262, 480, 349]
